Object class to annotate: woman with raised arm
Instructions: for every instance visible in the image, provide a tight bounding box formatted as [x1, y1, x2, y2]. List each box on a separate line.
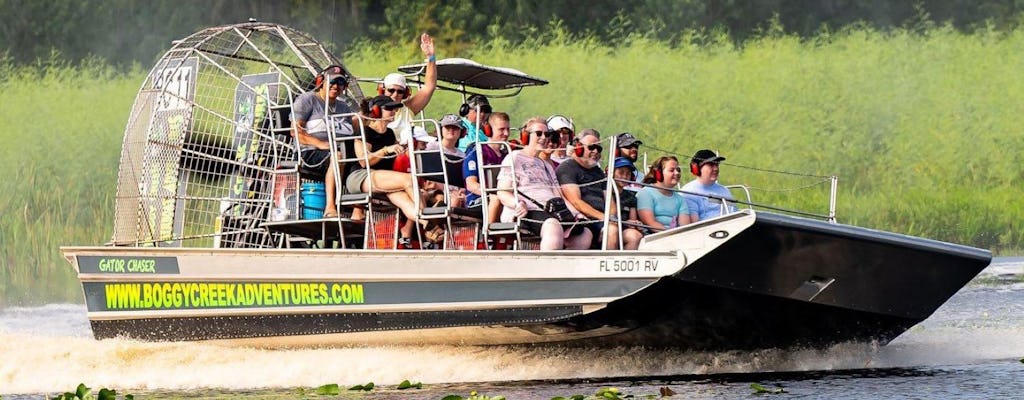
[345, 95, 433, 239]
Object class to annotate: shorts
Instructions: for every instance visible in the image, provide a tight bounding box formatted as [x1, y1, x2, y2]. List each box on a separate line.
[520, 210, 554, 236]
[345, 168, 369, 194]
[300, 149, 331, 177]
[520, 210, 585, 237]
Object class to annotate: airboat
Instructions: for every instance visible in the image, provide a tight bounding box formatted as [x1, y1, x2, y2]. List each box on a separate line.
[60, 22, 990, 349]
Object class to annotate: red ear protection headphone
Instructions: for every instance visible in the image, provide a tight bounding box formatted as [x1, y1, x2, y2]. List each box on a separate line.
[483, 123, 493, 138]
[362, 99, 382, 119]
[519, 125, 530, 145]
[572, 138, 585, 157]
[690, 162, 701, 177]
[315, 65, 346, 88]
[651, 165, 664, 183]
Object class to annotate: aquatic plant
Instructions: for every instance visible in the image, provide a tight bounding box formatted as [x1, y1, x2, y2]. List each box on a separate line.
[750, 383, 787, 394]
[314, 383, 340, 395]
[348, 382, 375, 391]
[397, 379, 423, 389]
[442, 391, 507, 400]
[50, 383, 133, 400]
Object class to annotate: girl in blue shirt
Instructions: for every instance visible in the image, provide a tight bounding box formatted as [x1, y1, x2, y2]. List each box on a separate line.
[636, 156, 697, 230]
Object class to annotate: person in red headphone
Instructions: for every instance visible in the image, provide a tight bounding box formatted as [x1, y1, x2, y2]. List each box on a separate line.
[636, 156, 696, 230]
[496, 117, 592, 250]
[555, 129, 606, 249]
[463, 111, 511, 225]
[293, 65, 355, 220]
[681, 149, 736, 220]
[547, 115, 575, 164]
[380, 33, 437, 116]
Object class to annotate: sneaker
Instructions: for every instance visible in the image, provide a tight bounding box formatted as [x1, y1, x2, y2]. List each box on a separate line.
[397, 237, 413, 249]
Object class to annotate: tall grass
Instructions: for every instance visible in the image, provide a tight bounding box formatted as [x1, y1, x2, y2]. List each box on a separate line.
[4, 26, 1023, 305]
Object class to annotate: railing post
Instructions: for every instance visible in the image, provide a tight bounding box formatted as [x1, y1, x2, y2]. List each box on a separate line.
[828, 175, 838, 223]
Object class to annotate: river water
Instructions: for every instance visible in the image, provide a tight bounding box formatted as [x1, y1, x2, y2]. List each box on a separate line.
[2, 259, 1022, 399]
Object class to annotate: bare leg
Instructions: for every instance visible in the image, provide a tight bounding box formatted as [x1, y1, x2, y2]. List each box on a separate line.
[364, 170, 421, 221]
[623, 228, 642, 250]
[539, 218, 565, 250]
[604, 225, 620, 250]
[323, 162, 340, 217]
[486, 194, 502, 224]
[564, 226, 593, 250]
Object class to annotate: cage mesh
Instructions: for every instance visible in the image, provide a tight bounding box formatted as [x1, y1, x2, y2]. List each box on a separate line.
[110, 22, 363, 248]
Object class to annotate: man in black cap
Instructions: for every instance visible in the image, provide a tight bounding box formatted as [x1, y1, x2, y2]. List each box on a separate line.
[681, 149, 736, 220]
[615, 132, 644, 183]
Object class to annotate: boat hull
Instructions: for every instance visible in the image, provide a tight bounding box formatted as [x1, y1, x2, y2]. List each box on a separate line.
[63, 211, 990, 349]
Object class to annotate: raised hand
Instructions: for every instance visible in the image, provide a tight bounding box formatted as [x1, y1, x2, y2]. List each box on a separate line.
[420, 33, 435, 57]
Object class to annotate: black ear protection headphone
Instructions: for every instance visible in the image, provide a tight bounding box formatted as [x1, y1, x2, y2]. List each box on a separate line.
[459, 94, 490, 117]
[315, 65, 346, 89]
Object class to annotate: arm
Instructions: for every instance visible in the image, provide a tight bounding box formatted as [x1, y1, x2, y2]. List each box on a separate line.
[465, 175, 482, 196]
[404, 33, 436, 114]
[495, 161, 527, 217]
[293, 120, 330, 150]
[635, 190, 666, 230]
[560, 184, 604, 220]
[353, 139, 404, 168]
[676, 195, 695, 226]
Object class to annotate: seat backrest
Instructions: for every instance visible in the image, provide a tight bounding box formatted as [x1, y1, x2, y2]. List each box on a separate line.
[416, 152, 466, 187]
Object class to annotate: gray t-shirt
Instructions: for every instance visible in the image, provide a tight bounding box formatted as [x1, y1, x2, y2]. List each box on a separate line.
[556, 158, 607, 212]
[292, 91, 354, 150]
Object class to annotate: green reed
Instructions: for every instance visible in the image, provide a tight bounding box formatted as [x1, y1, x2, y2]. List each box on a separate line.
[3, 25, 1022, 305]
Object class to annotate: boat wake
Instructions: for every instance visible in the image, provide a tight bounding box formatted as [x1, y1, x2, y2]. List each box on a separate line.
[3, 261, 1021, 395]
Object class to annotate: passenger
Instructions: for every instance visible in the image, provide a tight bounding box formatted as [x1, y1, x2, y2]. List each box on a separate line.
[463, 112, 511, 224]
[456, 94, 492, 151]
[547, 115, 575, 164]
[555, 128, 606, 249]
[426, 114, 467, 158]
[614, 132, 644, 183]
[422, 114, 467, 208]
[537, 127, 563, 170]
[347, 95, 436, 237]
[497, 117, 592, 250]
[292, 65, 354, 219]
[637, 156, 696, 230]
[611, 157, 644, 249]
[380, 33, 437, 116]
[681, 149, 737, 220]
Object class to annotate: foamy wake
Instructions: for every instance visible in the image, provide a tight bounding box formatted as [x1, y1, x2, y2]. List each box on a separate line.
[2, 260, 1021, 394]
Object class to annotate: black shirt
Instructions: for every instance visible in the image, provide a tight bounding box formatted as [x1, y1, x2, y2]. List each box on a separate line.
[555, 158, 607, 212]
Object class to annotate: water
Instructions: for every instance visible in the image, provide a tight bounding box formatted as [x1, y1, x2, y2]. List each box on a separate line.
[2, 259, 1022, 399]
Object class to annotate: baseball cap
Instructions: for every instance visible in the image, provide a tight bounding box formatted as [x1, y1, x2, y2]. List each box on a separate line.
[547, 115, 574, 132]
[383, 73, 407, 89]
[616, 132, 643, 148]
[691, 149, 726, 165]
[613, 157, 635, 170]
[399, 126, 437, 145]
[439, 113, 462, 128]
[369, 95, 403, 111]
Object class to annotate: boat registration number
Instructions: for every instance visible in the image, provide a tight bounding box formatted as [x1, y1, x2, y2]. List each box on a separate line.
[598, 259, 658, 272]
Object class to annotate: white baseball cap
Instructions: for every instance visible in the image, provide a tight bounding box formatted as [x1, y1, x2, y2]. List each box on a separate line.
[547, 115, 574, 132]
[383, 73, 407, 89]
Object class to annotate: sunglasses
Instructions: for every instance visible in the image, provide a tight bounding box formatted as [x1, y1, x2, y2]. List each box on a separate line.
[385, 87, 406, 95]
[329, 77, 347, 86]
[585, 144, 603, 153]
[619, 144, 640, 150]
[530, 130, 559, 138]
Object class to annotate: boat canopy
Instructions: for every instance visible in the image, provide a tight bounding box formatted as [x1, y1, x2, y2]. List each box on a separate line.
[398, 57, 548, 90]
